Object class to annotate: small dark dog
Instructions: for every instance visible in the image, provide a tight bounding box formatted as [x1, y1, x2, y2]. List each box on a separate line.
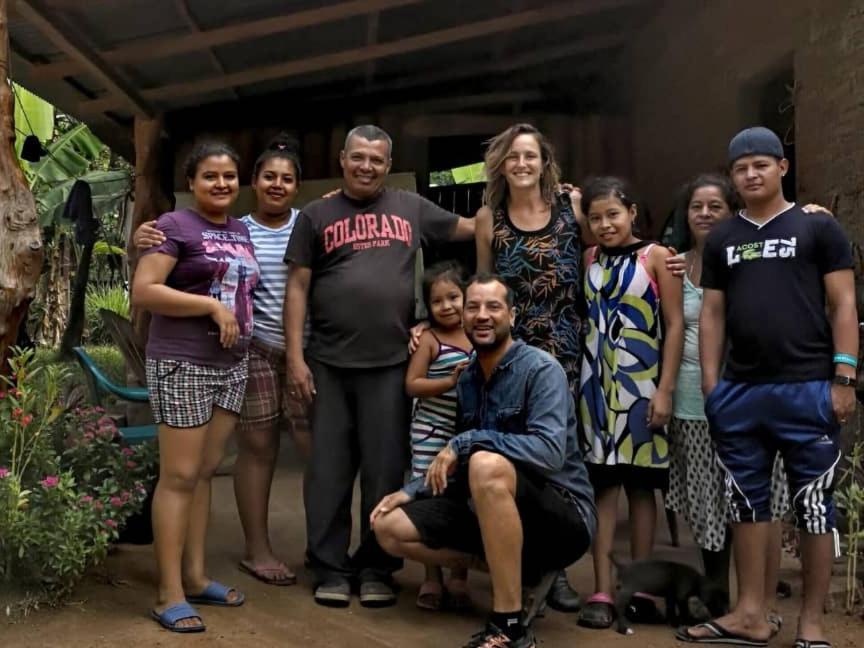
[610, 554, 728, 635]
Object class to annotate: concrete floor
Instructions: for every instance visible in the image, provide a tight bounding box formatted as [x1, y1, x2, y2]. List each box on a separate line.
[2, 450, 861, 648]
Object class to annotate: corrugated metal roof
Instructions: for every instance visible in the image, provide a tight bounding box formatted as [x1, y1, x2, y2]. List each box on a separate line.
[7, 0, 650, 145]
[55, 0, 188, 50]
[185, 0, 321, 31]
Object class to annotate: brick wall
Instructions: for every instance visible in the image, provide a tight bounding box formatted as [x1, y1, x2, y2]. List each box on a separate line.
[630, 1, 863, 249]
[796, 2, 864, 248]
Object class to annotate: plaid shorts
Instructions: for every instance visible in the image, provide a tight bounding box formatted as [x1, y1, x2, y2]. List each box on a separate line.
[240, 340, 306, 425]
[146, 356, 249, 428]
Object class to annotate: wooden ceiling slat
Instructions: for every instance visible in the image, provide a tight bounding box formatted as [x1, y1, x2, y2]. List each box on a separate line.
[29, 0, 425, 80]
[77, 0, 644, 115]
[15, 0, 153, 116]
[365, 34, 628, 95]
[173, 0, 237, 100]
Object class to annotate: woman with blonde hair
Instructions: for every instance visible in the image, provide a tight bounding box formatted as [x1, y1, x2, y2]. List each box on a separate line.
[475, 122, 592, 611]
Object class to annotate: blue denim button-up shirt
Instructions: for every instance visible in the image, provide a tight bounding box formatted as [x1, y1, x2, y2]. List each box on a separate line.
[404, 340, 596, 538]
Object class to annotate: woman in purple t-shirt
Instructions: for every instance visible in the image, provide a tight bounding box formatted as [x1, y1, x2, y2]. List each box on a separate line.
[133, 141, 259, 633]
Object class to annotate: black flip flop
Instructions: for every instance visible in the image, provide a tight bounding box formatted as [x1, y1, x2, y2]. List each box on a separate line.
[794, 640, 831, 648]
[675, 621, 768, 646]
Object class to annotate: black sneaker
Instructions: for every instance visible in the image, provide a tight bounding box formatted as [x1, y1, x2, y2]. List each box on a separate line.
[314, 577, 351, 607]
[463, 623, 536, 648]
[359, 579, 397, 608]
[546, 570, 581, 612]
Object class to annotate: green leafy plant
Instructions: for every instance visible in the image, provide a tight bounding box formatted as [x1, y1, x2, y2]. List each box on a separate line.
[837, 433, 864, 614]
[0, 349, 157, 602]
[0, 348, 66, 484]
[85, 285, 129, 345]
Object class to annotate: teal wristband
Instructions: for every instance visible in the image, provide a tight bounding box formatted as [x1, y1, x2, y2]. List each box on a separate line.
[833, 353, 858, 368]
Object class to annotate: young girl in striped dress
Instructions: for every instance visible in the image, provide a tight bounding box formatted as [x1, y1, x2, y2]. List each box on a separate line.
[405, 262, 473, 610]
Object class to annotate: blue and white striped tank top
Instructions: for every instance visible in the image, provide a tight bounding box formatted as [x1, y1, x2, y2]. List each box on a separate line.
[410, 333, 473, 478]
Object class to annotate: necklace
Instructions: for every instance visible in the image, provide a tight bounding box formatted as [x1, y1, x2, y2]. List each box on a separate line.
[686, 250, 702, 286]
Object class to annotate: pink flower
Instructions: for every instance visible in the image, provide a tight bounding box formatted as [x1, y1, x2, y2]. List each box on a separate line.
[109, 496, 124, 507]
[120, 490, 131, 502]
[40, 475, 60, 488]
[105, 519, 118, 529]
[12, 407, 22, 419]
[125, 461, 137, 469]
[21, 414, 33, 426]
[0, 391, 6, 399]
[95, 406, 105, 413]
[0, 467, 10, 479]
[121, 447, 135, 457]
[80, 495, 93, 503]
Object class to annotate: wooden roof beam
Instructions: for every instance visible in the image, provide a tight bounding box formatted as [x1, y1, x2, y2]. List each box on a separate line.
[14, 0, 153, 117]
[78, 0, 645, 115]
[384, 90, 544, 114]
[30, 0, 424, 80]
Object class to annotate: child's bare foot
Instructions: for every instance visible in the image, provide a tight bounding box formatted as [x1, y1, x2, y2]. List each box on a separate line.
[239, 557, 296, 585]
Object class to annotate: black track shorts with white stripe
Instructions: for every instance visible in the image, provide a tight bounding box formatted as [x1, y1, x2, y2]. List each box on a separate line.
[706, 379, 841, 534]
[146, 356, 249, 428]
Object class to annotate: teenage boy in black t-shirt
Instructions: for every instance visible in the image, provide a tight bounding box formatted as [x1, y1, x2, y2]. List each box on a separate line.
[680, 127, 857, 647]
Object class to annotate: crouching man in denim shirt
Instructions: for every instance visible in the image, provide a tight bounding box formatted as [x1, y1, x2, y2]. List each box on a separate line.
[371, 273, 596, 648]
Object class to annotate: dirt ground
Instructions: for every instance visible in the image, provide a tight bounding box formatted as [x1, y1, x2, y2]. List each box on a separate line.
[3, 452, 863, 648]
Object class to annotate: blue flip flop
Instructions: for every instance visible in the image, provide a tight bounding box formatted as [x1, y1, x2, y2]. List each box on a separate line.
[186, 581, 245, 607]
[150, 602, 205, 633]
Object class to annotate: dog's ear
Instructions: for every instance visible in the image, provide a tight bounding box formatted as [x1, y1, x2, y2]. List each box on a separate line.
[686, 595, 711, 623]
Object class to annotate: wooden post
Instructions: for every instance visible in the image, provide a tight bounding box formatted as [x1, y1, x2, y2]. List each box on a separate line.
[0, 0, 44, 371]
[128, 115, 171, 348]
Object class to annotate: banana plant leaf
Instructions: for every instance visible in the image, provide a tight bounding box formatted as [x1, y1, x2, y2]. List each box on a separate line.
[28, 123, 107, 191]
[37, 170, 131, 227]
[13, 82, 54, 160]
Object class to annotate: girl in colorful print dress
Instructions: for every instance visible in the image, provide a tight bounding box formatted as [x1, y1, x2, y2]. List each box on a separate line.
[405, 262, 473, 610]
[576, 177, 684, 629]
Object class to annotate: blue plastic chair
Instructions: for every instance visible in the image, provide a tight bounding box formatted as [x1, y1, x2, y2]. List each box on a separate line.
[72, 346, 156, 445]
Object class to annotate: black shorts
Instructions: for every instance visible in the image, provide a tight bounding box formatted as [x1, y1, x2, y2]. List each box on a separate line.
[587, 463, 669, 492]
[400, 464, 591, 581]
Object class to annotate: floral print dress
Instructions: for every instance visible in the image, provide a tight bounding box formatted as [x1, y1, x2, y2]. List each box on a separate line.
[491, 203, 583, 392]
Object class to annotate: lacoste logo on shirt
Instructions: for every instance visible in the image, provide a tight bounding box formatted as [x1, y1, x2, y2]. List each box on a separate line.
[726, 237, 797, 266]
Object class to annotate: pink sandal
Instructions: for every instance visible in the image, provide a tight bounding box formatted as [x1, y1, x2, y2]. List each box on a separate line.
[577, 592, 615, 629]
[416, 581, 444, 610]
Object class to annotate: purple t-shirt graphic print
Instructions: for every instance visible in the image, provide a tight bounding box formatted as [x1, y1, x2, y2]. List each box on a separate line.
[143, 209, 260, 367]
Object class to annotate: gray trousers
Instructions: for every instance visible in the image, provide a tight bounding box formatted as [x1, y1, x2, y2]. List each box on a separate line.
[304, 358, 411, 582]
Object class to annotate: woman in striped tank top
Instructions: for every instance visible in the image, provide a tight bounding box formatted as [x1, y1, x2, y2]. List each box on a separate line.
[405, 262, 473, 610]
